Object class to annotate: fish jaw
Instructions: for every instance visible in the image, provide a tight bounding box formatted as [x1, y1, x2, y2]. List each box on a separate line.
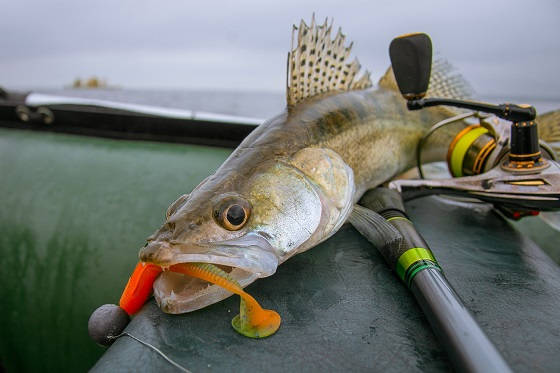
[153, 268, 258, 314]
[139, 234, 279, 314]
[140, 234, 279, 277]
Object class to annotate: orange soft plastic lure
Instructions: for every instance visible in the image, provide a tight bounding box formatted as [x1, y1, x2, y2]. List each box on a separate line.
[119, 262, 280, 338]
[119, 262, 163, 315]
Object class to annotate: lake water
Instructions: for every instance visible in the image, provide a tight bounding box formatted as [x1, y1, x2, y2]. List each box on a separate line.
[31, 88, 560, 120]
[32, 88, 285, 120]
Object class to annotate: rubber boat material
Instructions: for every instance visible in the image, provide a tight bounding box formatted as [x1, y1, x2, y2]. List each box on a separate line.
[0, 91, 260, 147]
[92, 196, 560, 372]
[1, 127, 559, 372]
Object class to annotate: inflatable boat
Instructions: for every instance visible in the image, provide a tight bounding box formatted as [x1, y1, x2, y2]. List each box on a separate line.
[0, 89, 559, 372]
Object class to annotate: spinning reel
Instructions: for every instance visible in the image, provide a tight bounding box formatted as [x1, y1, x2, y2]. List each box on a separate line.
[388, 33, 560, 219]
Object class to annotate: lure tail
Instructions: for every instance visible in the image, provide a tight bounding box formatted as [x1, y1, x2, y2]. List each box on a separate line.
[170, 263, 281, 338]
[118, 262, 281, 338]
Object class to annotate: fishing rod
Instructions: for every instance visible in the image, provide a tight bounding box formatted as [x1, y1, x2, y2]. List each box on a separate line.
[350, 32, 560, 372]
[350, 188, 512, 373]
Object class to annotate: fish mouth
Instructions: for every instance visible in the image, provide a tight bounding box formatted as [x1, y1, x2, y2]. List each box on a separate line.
[140, 234, 279, 314]
[153, 265, 259, 314]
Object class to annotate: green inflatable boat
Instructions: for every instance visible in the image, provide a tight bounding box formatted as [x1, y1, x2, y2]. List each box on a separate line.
[1, 25, 559, 371]
[1, 89, 559, 372]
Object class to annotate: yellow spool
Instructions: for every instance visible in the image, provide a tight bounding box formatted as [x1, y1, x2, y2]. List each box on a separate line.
[447, 126, 489, 177]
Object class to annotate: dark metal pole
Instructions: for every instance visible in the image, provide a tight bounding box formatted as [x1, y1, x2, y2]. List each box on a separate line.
[355, 188, 511, 373]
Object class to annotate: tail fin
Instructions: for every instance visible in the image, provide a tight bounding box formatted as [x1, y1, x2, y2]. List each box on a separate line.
[537, 110, 560, 155]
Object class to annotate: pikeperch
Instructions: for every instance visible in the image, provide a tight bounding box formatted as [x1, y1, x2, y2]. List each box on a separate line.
[138, 17, 560, 314]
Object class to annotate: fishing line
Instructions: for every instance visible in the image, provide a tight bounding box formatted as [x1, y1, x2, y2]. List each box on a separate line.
[108, 332, 191, 373]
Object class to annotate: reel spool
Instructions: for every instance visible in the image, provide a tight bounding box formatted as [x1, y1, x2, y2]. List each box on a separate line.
[447, 124, 496, 177]
[417, 113, 557, 180]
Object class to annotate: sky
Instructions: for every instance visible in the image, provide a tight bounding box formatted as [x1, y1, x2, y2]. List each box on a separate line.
[1, 0, 559, 99]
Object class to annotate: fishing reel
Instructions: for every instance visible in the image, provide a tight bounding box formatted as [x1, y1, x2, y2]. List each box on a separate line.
[387, 33, 560, 219]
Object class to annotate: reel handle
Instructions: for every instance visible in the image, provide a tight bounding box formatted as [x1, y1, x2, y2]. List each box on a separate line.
[389, 33, 432, 100]
[389, 33, 536, 123]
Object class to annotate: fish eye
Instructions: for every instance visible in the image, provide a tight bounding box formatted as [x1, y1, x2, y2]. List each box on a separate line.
[227, 204, 245, 224]
[214, 198, 251, 231]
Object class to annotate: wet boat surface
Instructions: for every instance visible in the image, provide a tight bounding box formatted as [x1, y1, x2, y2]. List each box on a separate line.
[1, 111, 559, 372]
[92, 195, 560, 372]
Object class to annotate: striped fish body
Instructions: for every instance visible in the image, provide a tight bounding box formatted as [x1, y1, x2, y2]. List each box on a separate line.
[138, 17, 560, 314]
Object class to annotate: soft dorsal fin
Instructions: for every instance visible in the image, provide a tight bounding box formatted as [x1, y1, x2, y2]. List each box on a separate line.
[378, 58, 472, 100]
[378, 66, 400, 92]
[537, 109, 560, 155]
[287, 16, 372, 109]
[426, 59, 473, 100]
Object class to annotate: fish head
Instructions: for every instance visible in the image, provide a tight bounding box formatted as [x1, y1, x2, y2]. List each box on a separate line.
[138, 149, 352, 313]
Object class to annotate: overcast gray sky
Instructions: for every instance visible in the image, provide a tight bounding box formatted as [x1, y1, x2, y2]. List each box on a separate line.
[1, 0, 559, 98]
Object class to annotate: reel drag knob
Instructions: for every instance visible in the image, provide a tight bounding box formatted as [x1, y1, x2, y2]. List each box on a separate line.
[502, 119, 549, 172]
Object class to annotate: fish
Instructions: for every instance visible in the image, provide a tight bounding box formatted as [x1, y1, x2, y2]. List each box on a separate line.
[138, 17, 560, 314]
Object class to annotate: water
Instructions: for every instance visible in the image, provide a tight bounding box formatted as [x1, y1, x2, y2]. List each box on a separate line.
[31, 88, 286, 119]
[479, 95, 560, 115]
[31, 88, 559, 119]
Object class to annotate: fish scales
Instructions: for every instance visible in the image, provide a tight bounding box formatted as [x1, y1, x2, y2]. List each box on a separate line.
[138, 18, 469, 314]
[234, 88, 451, 198]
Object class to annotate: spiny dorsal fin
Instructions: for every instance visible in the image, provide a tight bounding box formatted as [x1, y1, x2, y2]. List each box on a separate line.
[378, 58, 472, 100]
[287, 16, 372, 109]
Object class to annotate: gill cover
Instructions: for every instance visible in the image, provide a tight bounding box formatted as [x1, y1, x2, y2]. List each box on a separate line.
[288, 147, 355, 243]
[248, 147, 354, 261]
